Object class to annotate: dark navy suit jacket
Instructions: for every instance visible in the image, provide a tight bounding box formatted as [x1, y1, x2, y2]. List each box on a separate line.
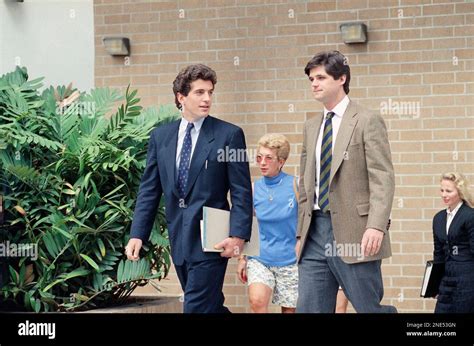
[433, 203, 474, 263]
[130, 115, 253, 266]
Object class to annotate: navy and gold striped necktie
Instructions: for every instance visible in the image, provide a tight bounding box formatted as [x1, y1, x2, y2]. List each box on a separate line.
[318, 111, 335, 213]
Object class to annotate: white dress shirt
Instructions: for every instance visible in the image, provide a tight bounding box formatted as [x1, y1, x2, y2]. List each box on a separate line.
[176, 116, 205, 170]
[313, 95, 350, 210]
[446, 201, 463, 234]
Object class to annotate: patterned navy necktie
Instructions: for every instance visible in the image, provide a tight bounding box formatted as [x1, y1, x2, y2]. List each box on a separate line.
[318, 112, 335, 212]
[177, 122, 194, 198]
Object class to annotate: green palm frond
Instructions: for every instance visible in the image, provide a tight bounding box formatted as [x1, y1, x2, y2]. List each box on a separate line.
[83, 87, 122, 119]
[107, 86, 142, 133]
[0, 66, 29, 87]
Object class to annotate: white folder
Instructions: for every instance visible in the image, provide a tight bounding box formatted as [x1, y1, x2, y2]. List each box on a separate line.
[200, 206, 260, 257]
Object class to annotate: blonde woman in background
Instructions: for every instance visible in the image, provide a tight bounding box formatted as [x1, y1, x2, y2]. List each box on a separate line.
[237, 134, 298, 313]
[433, 172, 474, 313]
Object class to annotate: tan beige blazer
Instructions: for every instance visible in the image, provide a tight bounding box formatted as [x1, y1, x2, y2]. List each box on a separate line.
[297, 100, 395, 264]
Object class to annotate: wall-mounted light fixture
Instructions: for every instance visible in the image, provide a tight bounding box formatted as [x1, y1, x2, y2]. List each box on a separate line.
[339, 22, 368, 44]
[103, 37, 131, 56]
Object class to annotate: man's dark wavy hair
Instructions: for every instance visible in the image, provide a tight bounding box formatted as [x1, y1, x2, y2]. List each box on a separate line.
[304, 51, 351, 94]
[172, 64, 217, 110]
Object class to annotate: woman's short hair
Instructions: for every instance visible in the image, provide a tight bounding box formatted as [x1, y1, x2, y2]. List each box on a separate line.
[258, 133, 290, 161]
[441, 172, 474, 207]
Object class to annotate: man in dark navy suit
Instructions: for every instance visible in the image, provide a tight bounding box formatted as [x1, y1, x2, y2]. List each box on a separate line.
[125, 64, 253, 313]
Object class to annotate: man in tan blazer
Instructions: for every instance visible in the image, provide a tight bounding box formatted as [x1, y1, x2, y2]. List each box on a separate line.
[296, 51, 397, 313]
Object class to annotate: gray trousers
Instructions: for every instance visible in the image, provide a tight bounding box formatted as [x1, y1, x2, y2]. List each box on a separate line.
[296, 211, 397, 313]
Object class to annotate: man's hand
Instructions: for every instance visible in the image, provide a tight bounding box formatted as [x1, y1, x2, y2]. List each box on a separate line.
[214, 237, 245, 258]
[125, 238, 142, 261]
[295, 239, 301, 257]
[361, 228, 384, 257]
[237, 257, 248, 283]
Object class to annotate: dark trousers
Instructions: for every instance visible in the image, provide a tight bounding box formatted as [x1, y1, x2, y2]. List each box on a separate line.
[175, 258, 230, 313]
[297, 211, 397, 313]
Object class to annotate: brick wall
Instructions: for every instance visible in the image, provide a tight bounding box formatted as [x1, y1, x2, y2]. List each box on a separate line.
[94, 0, 474, 312]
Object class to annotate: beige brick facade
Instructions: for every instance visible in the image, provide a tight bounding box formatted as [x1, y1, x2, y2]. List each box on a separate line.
[94, 0, 474, 313]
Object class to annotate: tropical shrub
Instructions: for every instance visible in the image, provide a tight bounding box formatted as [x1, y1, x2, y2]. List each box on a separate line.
[0, 67, 179, 311]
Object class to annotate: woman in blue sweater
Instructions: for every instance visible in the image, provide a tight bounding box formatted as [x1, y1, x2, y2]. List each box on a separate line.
[237, 134, 298, 313]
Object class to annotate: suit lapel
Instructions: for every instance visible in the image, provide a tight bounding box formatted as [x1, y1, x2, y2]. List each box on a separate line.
[447, 203, 467, 239]
[330, 101, 358, 185]
[163, 120, 180, 198]
[437, 211, 448, 240]
[184, 115, 214, 198]
[305, 115, 323, 198]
